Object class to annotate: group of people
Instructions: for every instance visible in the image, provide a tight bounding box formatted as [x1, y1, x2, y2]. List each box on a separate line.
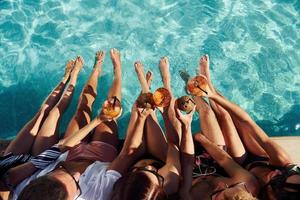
[0, 49, 299, 200]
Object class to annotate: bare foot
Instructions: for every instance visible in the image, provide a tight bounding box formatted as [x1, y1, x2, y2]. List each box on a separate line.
[199, 55, 215, 92]
[94, 50, 105, 71]
[72, 56, 84, 74]
[159, 57, 171, 91]
[110, 48, 121, 76]
[134, 61, 149, 93]
[64, 60, 75, 79]
[146, 71, 153, 88]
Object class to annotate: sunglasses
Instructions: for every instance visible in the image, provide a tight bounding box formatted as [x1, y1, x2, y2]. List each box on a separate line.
[57, 164, 82, 198]
[131, 166, 165, 187]
[210, 182, 249, 200]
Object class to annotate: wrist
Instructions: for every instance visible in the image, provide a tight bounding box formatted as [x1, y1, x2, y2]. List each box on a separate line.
[208, 92, 217, 99]
[137, 116, 147, 123]
[182, 123, 191, 130]
[95, 116, 103, 124]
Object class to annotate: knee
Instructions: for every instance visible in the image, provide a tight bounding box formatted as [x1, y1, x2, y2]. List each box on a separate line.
[48, 107, 60, 118]
[197, 104, 213, 116]
[216, 109, 232, 121]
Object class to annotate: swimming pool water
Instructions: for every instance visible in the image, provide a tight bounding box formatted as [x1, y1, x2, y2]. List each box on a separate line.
[0, 0, 300, 139]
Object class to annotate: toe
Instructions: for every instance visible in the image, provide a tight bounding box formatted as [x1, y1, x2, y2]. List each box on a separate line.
[134, 61, 140, 68]
[79, 56, 84, 64]
[146, 70, 152, 76]
[200, 56, 204, 62]
[111, 48, 118, 55]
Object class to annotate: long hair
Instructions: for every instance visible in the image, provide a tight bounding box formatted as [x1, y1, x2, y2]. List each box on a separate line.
[111, 171, 167, 200]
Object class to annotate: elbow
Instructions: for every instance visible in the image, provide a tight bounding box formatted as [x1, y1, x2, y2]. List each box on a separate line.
[120, 146, 144, 158]
[121, 147, 137, 156]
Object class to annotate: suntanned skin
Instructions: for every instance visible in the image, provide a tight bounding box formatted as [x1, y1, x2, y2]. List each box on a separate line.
[179, 55, 259, 200]
[201, 73, 299, 199]
[176, 104, 195, 199]
[3, 49, 124, 200]
[110, 58, 181, 196]
[49, 49, 123, 200]
[4, 59, 76, 156]
[192, 133, 259, 199]
[0, 58, 80, 200]
[198, 55, 246, 163]
[194, 54, 300, 199]
[30, 56, 84, 156]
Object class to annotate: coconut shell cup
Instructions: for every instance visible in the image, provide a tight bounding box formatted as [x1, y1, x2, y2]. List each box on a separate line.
[153, 87, 171, 108]
[187, 75, 208, 96]
[102, 97, 122, 118]
[136, 92, 155, 109]
[176, 96, 195, 113]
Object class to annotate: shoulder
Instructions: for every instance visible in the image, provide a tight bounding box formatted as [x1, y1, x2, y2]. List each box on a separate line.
[79, 162, 122, 200]
[81, 161, 122, 184]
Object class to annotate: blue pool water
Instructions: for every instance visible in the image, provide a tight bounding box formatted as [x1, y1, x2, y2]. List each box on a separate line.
[0, 0, 300, 139]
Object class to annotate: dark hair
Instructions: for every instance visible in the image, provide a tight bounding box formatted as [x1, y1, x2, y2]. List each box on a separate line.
[259, 165, 300, 200]
[111, 171, 167, 200]
[18, 176, 67, 200]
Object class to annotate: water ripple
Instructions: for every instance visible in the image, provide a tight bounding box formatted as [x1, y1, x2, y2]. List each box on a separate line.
[0, 0, 299, 138]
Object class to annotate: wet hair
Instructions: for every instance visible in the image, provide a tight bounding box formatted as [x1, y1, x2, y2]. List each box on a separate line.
[18, 176, 67, 200]
[111, 171, 167, 200]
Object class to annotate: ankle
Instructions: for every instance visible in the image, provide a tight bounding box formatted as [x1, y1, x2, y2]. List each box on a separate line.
[114, 72, 122, 78]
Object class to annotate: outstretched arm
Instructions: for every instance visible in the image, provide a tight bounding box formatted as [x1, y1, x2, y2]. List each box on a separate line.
[209, 93, 292, 166]
[194, 133, 259, 195]
[158, 99, 182, 195]
[176, 108, 195, 199]
[3, 114, 106, 187]
[58, 117, 103, 151]
[108, 105, 151, 175]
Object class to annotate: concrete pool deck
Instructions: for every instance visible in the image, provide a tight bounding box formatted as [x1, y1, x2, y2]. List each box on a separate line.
[272, 136, 300, 165]
[1, 137, 300, 164]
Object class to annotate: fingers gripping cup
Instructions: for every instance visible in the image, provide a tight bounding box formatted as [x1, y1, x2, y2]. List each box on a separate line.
[187, 75, 208, 96]
[153, 88, 171, 108]
[136, 93, 155, 109]
[102, 96, 122, 118]
[176, 96, 195, 114]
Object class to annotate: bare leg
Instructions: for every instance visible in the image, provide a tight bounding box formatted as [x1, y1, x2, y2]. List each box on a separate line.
[63, 52, 103, 141]
[5, 60, 74, 155]
[230, 114, 267, 157]
[208, 91, 292, 165]
[31, 57, 83, 155]
[91, 49, 121, 148]
[146, 71, 153, 90]
[194, 96, 226, 147]
[112, 69, 154, 153]
[135, 61, 168, 161]
[159, 57, 171, 92]
[107, 48, 122, 100]
[199, 55, 246, 162]
[158, 57, 181, 147]
[199, 55, 266, 156]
